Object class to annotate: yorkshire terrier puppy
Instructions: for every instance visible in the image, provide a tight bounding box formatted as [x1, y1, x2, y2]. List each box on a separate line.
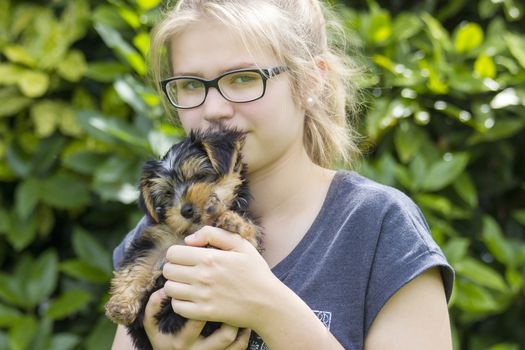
[105, 128, 262, 350]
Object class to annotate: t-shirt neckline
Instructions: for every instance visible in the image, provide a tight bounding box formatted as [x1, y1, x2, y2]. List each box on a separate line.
[270, 170, 346, 278]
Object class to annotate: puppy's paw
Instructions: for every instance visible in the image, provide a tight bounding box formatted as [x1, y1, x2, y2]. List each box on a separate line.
[216, 212, 258, 248]
[203, 193, 226, 222]
[105, 297, 140, 326]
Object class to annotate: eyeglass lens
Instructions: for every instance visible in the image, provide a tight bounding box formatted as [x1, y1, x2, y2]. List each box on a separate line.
[166, 71, 265, 108]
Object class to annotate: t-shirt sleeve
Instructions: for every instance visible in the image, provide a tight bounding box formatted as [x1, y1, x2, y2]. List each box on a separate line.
[364, 192, 454, 334]
[112, 216, 149, 270]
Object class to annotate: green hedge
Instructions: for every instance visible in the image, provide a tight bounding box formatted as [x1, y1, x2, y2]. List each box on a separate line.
[0, 0, 523, 349]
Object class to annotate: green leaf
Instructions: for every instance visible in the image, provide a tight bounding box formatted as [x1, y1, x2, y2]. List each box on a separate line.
[442, 238, 469, 264]
[421, 13, 452, 52]
[39, 173, 90, 209]
[482, 215, 516, 267]
[31, 135, 68, 175]
[0, 88, 32, 118]
[420, 153, 469, 191]
[26, 250, 58, 306]
[85, 317, 117, 350]
[94, 22, 146, 75]
[114, 75, 151, 115]
[29, 316, 52, 350]
[57, 50, 87, 82]
[72, 227, 112, 273]
[391, 13, 422, 41]
[454, 258, 508, 292]
[136, 0, 161, 11]
[0, 64, 25, 85]
[46, 290, 92, 320]
[86, 61, 130, 82]
[468, 119, 525, 144]
[369, 7, 391, 44]
[15, 178, 40, 219]
[117, 6, 140, 29]
[17, 70, 50, 98]
[48, 334, 81, 350]
[63, 151, 108, 175]
[455, 22, 484, 53]
[3, 45, 37, 67]
[133, 31, 150, 56]
[504, 32, 525, 69]
[0, 303, 22, 327]
[60, 0, 91, 45]
[474, 53, 496, 78]
[512, 209, 525, 225]
[454, 280, 500, 313]
[60, 259, 111, 283]
[0, 273, 25, 306]
[394, 122, 426, 163]
[4, 211, 38, 252]
[453, 173, 478, 207]
[505, 269, 523, 294]
[9, 316, 38, 350]
[489, 344, 520, 350]
[76, 110, 150, 151]
[415, 193, 469, 219]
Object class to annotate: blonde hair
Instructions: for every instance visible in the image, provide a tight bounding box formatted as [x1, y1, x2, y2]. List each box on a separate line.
[150, 0, 362, 167]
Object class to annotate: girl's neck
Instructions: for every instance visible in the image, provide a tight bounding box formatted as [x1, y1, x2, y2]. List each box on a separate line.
[248, 146, 334, 220]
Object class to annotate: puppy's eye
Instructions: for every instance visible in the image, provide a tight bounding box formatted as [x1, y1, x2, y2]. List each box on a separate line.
[192, 173, 210, 182]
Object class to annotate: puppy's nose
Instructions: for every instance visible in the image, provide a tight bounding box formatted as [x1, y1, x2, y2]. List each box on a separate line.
[180, 203, 194, 219]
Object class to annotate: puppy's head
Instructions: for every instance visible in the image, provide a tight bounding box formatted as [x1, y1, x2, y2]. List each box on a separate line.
[138, 127, 248, 232]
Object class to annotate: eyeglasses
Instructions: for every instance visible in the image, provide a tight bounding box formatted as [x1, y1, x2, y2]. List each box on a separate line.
[161, 66, 288, 109]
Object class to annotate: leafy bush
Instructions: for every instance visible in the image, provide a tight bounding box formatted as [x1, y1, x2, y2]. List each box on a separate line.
[0, 0, 523, 349]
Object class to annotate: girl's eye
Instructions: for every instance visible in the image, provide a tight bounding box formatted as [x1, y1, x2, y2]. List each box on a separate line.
[180, 80, 203, 91]
[230, 73, 258, 85]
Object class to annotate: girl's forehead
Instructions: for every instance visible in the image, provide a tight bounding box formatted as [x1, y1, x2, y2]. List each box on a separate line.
[169, 21, 278, 76]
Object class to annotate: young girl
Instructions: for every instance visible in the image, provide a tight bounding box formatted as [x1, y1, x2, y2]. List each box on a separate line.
[112, 1, 454, 349]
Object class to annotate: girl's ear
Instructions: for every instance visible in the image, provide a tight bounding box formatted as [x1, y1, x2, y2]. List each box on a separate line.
[303, 55, 328, 108]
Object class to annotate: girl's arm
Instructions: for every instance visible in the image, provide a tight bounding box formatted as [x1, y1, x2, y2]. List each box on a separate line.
[365, 267, 452, 350]
[165, 227, 452, 350]
[110, 288, 251, 350]
[112, 325, 135, 350]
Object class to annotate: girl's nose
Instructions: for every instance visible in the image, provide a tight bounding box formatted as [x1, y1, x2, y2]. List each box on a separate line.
[202, 87, 235, 123]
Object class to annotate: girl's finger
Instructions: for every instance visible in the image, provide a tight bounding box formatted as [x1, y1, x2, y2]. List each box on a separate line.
[144, 288, 166, 329]
[163, 262, 195, 283]
[198, 323, 240, 349]
[163, 280, 196, 301]
[226, 328, 252, 350]
[185, 226, 249, 252]
[177, 319, 207, 341]
[171, 297, 200, 320]
[166, 244, 205, 265]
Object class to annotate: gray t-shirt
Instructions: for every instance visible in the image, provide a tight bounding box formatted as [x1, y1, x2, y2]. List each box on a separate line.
[113, 171, 454, 350]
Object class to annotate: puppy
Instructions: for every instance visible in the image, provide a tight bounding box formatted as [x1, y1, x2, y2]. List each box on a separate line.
[105, 128, 262, 350]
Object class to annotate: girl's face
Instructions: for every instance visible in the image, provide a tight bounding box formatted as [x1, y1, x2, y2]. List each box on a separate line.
[169, 20, 306, 175]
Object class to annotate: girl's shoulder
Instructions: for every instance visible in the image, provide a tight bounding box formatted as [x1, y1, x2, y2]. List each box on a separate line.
[327, 170, 422, 217]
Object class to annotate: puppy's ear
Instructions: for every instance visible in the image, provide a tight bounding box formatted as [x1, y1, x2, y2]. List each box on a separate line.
[200, 129, 246, 176]
[139, 160, 162, 223]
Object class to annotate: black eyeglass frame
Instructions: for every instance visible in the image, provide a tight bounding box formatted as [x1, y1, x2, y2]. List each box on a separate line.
[160, 66, 288, 109]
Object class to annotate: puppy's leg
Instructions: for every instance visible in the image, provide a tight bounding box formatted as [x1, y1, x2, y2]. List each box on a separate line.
[203, 194, 260, 248]
[106, 225, 180, 325]
[106, 261, 163, 325]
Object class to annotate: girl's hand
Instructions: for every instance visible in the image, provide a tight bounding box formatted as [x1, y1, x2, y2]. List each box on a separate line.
[162, 226, 281, 331]
[144, 289, 251, 350]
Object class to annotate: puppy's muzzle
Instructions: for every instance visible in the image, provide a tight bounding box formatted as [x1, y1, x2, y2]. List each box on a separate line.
[180, 203, 194, 219]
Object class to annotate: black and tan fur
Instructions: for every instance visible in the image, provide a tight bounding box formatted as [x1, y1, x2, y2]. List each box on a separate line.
[105, 128, 262, 350]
